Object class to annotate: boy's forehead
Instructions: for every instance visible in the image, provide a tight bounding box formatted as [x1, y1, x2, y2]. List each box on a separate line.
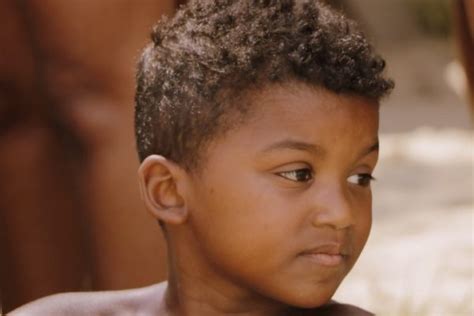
[195, 82, 379, 173]
[210, 83, 379, 151]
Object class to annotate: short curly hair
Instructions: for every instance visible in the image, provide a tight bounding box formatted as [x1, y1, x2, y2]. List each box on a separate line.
[135, 0, 393, 170]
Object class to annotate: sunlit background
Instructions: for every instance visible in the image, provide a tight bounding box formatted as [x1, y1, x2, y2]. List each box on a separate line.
[1, 0, 472, 314]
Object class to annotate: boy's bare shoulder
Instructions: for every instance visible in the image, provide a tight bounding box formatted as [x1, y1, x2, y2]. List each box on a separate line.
[11, 287, 371, 316]
[9, 283, 166, 316]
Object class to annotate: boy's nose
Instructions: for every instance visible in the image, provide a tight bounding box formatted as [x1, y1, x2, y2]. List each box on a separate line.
[310, 183, 354, 230]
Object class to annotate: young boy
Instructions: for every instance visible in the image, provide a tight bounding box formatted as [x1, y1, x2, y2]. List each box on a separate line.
[11, 0, 393, 315]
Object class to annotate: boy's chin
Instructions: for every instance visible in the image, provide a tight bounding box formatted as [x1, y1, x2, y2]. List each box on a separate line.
[292, 294, 335, 310]
[276, 283, 340, 310]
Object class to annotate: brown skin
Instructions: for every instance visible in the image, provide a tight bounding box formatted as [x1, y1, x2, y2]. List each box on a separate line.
[11, 83, 377, 315]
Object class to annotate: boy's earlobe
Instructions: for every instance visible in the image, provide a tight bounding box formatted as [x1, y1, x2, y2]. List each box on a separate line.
[137, 155, 188, 225]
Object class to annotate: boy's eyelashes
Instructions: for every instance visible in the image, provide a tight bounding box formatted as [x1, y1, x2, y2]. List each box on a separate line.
[275, 168, 376, 187]
[347, 173, 376, 187]
[276, 168, 313, 182]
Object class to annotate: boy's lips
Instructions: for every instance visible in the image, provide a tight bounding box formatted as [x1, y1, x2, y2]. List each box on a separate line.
[299, 243, 350, 267]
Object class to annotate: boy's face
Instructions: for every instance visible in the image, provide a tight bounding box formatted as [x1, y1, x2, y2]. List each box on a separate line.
[183, 83, 379, 308]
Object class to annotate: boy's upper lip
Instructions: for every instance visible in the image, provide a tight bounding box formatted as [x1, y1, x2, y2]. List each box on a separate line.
[301, 243, 350, 256]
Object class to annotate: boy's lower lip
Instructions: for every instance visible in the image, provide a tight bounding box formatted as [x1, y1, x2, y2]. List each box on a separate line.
[301, 253, 345, 267]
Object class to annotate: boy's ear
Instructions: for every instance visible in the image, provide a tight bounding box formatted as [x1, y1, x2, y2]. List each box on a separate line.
[137, 155, 188, 225]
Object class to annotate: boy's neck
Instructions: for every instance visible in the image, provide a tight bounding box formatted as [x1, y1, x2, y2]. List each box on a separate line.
[163, 280, 289, 316]
[160, 240, 291, 316]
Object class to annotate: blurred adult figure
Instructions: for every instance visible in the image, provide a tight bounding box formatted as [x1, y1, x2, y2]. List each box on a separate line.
[1, 0, 180, 312]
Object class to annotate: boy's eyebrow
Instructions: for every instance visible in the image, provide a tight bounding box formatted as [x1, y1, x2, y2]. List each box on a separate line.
[261, 139, 379, 159]
[261, 139, 326, 157]
[360, 140, 379, 158]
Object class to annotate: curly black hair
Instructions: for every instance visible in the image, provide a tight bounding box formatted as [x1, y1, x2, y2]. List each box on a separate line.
[135, 0, 393, 170]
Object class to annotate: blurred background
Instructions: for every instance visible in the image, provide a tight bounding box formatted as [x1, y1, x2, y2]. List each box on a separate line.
[0, 0, 472, 314]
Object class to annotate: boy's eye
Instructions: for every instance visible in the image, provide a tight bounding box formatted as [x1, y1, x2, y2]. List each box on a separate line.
[277, 168, 313, 182]
[347, 173, 375, 187]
